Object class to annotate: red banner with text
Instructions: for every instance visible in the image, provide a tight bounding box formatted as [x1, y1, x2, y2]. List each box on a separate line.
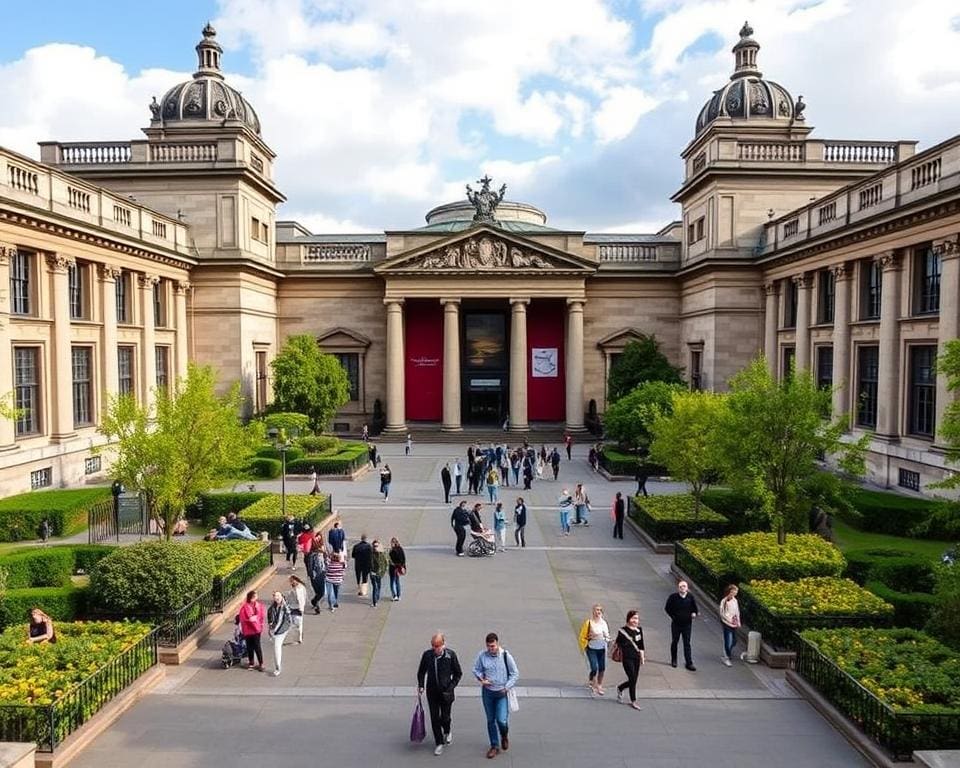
[527, 299, 565, 421]
[404, 300, 444, 421]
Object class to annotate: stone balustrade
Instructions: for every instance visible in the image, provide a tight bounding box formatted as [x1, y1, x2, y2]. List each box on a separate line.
[59, 142, 132, 164]
[822, 141, 897, 164]
[303, 244, 372, 262]
[739, 142, 804, 162]
[598, 244, 659, 262]
[150, 143, 218, 163]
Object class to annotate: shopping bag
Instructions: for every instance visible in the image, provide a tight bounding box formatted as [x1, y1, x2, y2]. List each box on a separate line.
[410, 694, 426, 742]
[507, 688, 520, 713]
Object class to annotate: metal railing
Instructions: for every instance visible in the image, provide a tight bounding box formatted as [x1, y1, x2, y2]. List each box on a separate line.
[673, 540, 730, 601]
[212, 543, 273, 612]
[0, 628, 158, 752]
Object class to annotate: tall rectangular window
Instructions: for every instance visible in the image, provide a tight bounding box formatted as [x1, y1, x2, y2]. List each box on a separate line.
[10, 250, 32, 315]
[856, 345, 880, 429]
[782, 346, 796, 380]
[816, 346, 834, 391]
[153, 280, 166, 327]
[335, 352, 360, 401]
[909, 345, 937, 437]
[118, 345, 135, 397]
[71, 346, 93, 426]
[818, 269, 835, 324]
[155, 346, 169, 392]
[68, 261, 85, 320]
[256, 350, 268, 414]
[915, 248, 941, 314]
[14, 347, 40, 436]
[690, 349, 703, 391]
[115, 271, 129, 323]
[783, 279, 798, 328]
[861, 260, 882, 320]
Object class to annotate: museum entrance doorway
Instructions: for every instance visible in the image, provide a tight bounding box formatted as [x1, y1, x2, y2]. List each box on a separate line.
[461, 308, 509, 425]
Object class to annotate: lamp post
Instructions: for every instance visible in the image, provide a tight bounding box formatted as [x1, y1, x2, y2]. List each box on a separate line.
[268, 427, 295, 519]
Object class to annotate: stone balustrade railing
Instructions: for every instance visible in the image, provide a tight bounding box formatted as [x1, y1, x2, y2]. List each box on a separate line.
[823, 142, 897, 164]
[303, 244, 372, 262]
[60, 143, 132, 164]
[598, 244, 660, 262]
[150, 143, 218, 163]
[739, 142, 804, 162]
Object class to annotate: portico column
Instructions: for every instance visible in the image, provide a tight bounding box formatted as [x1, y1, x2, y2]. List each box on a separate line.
[831, 263, 852, 422]
[384, 299, 406, 432]
[48, 254, 77, 442]
[565, 298, 586, 431]
[794, 273, 813, 374]
[934, 238, 960, 449]
[876, 252, 902, 439]
[174, 281, 191, 382]
[764, 281, 780, 376]
[139, 274, 159, 410]
[441, 298, 462, 432]
[98, 265, 120, 399]
[0, 245, 16, 450]
[509, 298, 529, 432]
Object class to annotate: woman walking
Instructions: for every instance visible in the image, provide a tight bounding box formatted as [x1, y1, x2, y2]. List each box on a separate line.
[388, 537, 406, 601]
[513, 497, 527, 548]
[280, 514, 300, 570]
[486, 465, 500, 503]
[370, 540, 388, 607]
[493, 502, 507, 552]
[306, 534, 326, 613]
[325, 551, 346, 611]
[558, 490, 573, 536]
[379, 464, 392, 503]
[615, 610, 645, 710]
[238, 590, 266, 671]
[612, 491, 625, 540]
[578, 604, 611, 695]
[287, 575, 307, 643]
[719, 585, 741, 666]
[266, 591, 292, 677]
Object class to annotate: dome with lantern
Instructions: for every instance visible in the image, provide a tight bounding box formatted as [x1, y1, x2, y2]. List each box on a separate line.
[151, 23, 261, 136]
[694, 22, 804, 135]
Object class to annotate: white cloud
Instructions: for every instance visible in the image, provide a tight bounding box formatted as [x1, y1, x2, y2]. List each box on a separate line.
[593, 86, 659, 143]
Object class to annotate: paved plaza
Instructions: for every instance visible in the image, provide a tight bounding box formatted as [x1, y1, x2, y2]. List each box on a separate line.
[70, 442, 867, 767]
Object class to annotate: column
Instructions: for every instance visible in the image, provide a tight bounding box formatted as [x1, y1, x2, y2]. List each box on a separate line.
[48, 254, 77, 442]
[876, 252, 902, 439]
[139, 274, 158, 409]
[764, 281, 780, 376]
[440, 298, 462, 432]
[383, 299, 406, 432]
[565, 298, 586, 431]
[0, 245, 16, 450]
[98, 265, 120, 399]
[934, 237, 960, 449]
[831, 263, 852, 421]
[509, 298, 529, 432]
[794, 273, 813, 374]
[174, 281, 191, 382]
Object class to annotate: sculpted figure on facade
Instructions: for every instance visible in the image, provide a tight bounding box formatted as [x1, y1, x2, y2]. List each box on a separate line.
[466, 175, 507, 223]
[416, 236, 553, 270]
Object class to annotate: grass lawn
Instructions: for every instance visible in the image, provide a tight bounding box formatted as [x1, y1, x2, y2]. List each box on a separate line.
[832, 519, 953, 561]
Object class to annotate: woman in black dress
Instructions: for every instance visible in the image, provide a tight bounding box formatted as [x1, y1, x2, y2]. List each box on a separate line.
[615, 609, 645, 710]
[388, 537, 406, 601]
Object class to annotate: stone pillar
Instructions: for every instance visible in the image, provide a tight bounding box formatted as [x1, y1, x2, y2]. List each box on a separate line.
[831, 263, 852, 422]
[0, 245, 16, 450]
[139, 274, 159, 409]
[98, 265, 121, 399]
[934, 238, 960, 448]
[565, 298, 586, 431]
[384, 299, 406, 432]
[509, 298, 530, 432]
[48, 254, 77, 442]
[876, 252, 902, 439]
[174, 281, 191, 382]
[764, 281, 780, 376]
[794, 273, 813, 374]
[441, 298, 462, 432]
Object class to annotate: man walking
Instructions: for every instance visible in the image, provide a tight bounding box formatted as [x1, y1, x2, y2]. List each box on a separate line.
[327, 518, 346, 554]
[564, 433, 573, 461]
[417, 633, 463, 756]
[453, 459, 463, 496]
[441, 463, 453, 504]
[550, 448, 560, 480]
[351, 534, 373, 596]
[635, 463, 649, 497]
[472, 632, 519, 760]
[405, 433, 413, 455]
[451, 501, 470, 557]
[664, 580, 698, 671]
[612, 491, 625, 539]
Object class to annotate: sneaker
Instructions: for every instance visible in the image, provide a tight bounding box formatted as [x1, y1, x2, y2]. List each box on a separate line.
[583, 522, 590, 527]
[617, 689, 624, 703]
[722, 656, 732, 667]
[596, 686, 605, 696]
[631, 702, 643, 711]
[257, 665, 265, 672]
[434, 745, 444, 756]
[457, 552, 465, 557]
[247, 663, 256, 671]
[314, 607, 321, 615]
[445, 730, 453, 745]
[273, 669, 281, 677]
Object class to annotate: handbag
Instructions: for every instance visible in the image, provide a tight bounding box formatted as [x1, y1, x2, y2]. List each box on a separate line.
[507, 688, 520, 713]
[397, 565, 406, 576]
[611, 644, 623, 663]
[410, 694, 426, 742]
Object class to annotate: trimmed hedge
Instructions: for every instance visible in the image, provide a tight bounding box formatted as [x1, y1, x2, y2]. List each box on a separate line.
[865, 581, 938, 629]
[190, 540, 265, 578]
[0, 488, 113, 541]
[699, 488, 766, 534]
[0, 586, 87, 630]
[70, 544, 117, 575]
[599, 448, 668, 478]
[841, 488, 940, 538]
[298, 435, 340, 454]
[286, 443, 368, 476]
[240, 493, 330, 538]
[255, 444, 305, 462]
[0, 548, 74, 589]
[630, 494, 727, 543]
[844, 548, 937, 593]
[246, 457, 282, 479]
[193, 492, 269, 528]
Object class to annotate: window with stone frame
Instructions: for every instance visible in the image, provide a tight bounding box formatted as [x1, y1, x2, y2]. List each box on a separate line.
[856, 345, 879, 429]
[68, 261, 87, 320]
[782, 346, 796, 380]
[10, 249, 33, 316]
[860, 259, 882, 320]
[908, 345, 937, 438]
[817, 269, 835, 324]
[914, 247, 941, 315]
[335, 353, 360, 402]
[71, 346, 93, 427]
[689, 348, 703, 391]
[118, 345, 135, 397]
[816, 346, 834, 391]
[155, 346, 170, 393]
[115, 271, 130, 324]
[153, 279, 166, 327]
[255, 350, 268, 414]
[783, 279, 798, 328]
[14, 346, 41, 436]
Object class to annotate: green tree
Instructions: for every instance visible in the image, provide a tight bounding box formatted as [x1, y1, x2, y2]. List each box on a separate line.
[926, 563, 960, 652]
[99, 364, 261, 540]
[270, 335, 350, 432]
[603, 381, 684, 451]
[934, 339, 960, 489]
[607, 336, 684, 402]
[649, 390, 728, 516]
[721, 358, 867, 544]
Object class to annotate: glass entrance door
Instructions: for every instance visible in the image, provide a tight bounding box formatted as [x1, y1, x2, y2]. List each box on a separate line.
[467, 387, 503, 424]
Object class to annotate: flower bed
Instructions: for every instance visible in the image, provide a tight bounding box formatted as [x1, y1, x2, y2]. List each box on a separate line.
[285, 442, 369, 476]
[240, 493, 331, 538]
[0, 621, 157, 751]
[796, 628, 960, 758]
[199, 541, 273, 612]
[0, 488, 113, 542]
[630, 494, 728, 543]
[191, 540, 266, 578]
[739, 578, 894, 649]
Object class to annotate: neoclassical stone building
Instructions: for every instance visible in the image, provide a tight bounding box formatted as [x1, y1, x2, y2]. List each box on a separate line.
[1, 22, 957, 494]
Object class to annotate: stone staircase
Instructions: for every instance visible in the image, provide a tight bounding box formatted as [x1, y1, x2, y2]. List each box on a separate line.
[372, 423, 573, 444]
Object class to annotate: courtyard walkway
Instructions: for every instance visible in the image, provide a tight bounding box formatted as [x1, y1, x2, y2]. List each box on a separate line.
[70, 442, 867, 767]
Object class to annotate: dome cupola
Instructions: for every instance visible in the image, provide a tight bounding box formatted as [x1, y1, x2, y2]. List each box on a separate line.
[150, 24, 261, 136]
[694, 22, 804, 135]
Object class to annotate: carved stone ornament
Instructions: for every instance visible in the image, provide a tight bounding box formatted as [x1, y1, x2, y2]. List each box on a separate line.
[466, 175, 506, 224]
[175, 280, 192, 293]
[932, 237, 960, 260]
[416, 235, 553, 270]
[97, 264, 123, 281]
[877, 251, 901, 271]
[792, 273, 813, 289]
[45, 254, 74, 272]
[763, 281, 779, 296]
[831, 262, 850, 281]
[138, 273, 161, 287]
[0, 243, 16, 264]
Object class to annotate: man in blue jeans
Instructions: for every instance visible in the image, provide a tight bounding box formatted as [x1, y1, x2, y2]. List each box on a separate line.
[472, 632, 520, 759]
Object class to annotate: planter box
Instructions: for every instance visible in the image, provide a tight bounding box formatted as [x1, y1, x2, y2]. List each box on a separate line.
[629, 496, 728, 546]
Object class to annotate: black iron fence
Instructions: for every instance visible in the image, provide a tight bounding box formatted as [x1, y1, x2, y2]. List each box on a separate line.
[212, 543, 273, 612]
[795, 634, 960, 759]
[0, 628, 158, 752]
[673, 541, 731, 601]
[87, 494, 149, 544]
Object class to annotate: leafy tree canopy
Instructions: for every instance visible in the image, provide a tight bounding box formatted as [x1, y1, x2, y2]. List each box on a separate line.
[263, 412, 310, 437]
[603, 380, 684, 451]
[935, 339, 960, 489]
[607, 335, 684, 403]
[270, 335, 350, 432]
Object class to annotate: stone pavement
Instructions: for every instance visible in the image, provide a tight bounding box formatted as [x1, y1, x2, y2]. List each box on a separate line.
[70, 442, 867, 767]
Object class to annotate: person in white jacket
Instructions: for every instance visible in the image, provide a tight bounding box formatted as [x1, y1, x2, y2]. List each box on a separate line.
[287, 575, 308, 644]
[719, 584, 741, 666]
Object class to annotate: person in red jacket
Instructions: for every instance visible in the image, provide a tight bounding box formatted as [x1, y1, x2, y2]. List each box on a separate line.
[238, 589, 266, 671]
[297, 523, 314, 556]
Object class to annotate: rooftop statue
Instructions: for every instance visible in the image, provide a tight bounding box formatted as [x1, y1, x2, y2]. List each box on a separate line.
[466, 175, 506, 224]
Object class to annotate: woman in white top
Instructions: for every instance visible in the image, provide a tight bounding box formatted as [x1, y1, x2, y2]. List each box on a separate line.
[719, 584, 741, 666]
[578, 604, 611, 695]
[288, 575, 308, 643]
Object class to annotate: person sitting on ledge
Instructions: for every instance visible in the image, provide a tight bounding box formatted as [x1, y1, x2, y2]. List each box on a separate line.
[27, 608, 56, 644]
[208, 516, 258, 541]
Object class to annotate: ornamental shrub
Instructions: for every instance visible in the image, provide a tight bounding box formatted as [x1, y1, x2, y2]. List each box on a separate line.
[742, 577, 893, 618]
[865, 581, 938, 629]
[0, 585, 88, 630]
[193, 492, 268, 528]
[0, 548, 74, 589]
[681, 532, 845, 583]
[926, 564, 960, 652]
[844, 548, 936, 593]
[631, 494, 727, 543]
[89, 542, 216, 615]
[255, 444, 305, 462]
[298, 435, 341, 454]
[0, 487, 113, 541]
[69, 544, 117, 575]
[286, 444, 368, 475]
[190, 540, 265, 578]
[839, 487, 939, 538]
[246, 457, 282, 479]
[239, 494, 329, 538]
[699, 488, 766, 533]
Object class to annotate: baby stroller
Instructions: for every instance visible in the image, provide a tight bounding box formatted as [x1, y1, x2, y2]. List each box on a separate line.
[221, 625, 247, 668]
[467, 530, 497, 557]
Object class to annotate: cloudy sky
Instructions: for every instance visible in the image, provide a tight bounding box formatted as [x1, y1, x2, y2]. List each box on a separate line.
[2, 0, 959, 233]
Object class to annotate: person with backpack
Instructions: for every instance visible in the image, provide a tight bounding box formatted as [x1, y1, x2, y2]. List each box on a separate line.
[614, 609, 645, 710]
[485, 465, 500, 503]
[266, 591, 292, 676]
[472, 632, 520, 760]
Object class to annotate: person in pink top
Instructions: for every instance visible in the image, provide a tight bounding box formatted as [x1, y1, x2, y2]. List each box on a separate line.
[238, 589, 266, 671]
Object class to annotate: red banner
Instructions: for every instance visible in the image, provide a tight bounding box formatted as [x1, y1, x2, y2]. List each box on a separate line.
[404, 300, 444, 421]
[527, 300, 565, 421]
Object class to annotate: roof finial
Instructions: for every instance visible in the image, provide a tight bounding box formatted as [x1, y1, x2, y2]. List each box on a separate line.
[739, 20, 754, 39]
[731, 21, 761, 79]
[195, 21, 224, 79]
[202, 21, 216, 39]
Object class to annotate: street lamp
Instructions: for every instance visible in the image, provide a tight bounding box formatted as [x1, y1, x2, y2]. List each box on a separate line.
[267, 427, 296, 518]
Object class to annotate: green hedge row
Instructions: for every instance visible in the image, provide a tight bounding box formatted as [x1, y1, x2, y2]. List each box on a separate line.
[255, 444, 305, 462]
[630, 494, 727, 543]
[840, 487, 942, 539]
[240, 494, 330, 538]
[0, 545, 117, 589]
[298, 436, 341, 454]
[844, 548, 937, 594]
[192, 492, 269, 527]
[598, 449, 668, 478]
[0, 586, 88, 630]
[0, 488, 113, 542]
[286, 444, 368, 476]
[865, 581, 938, 630]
